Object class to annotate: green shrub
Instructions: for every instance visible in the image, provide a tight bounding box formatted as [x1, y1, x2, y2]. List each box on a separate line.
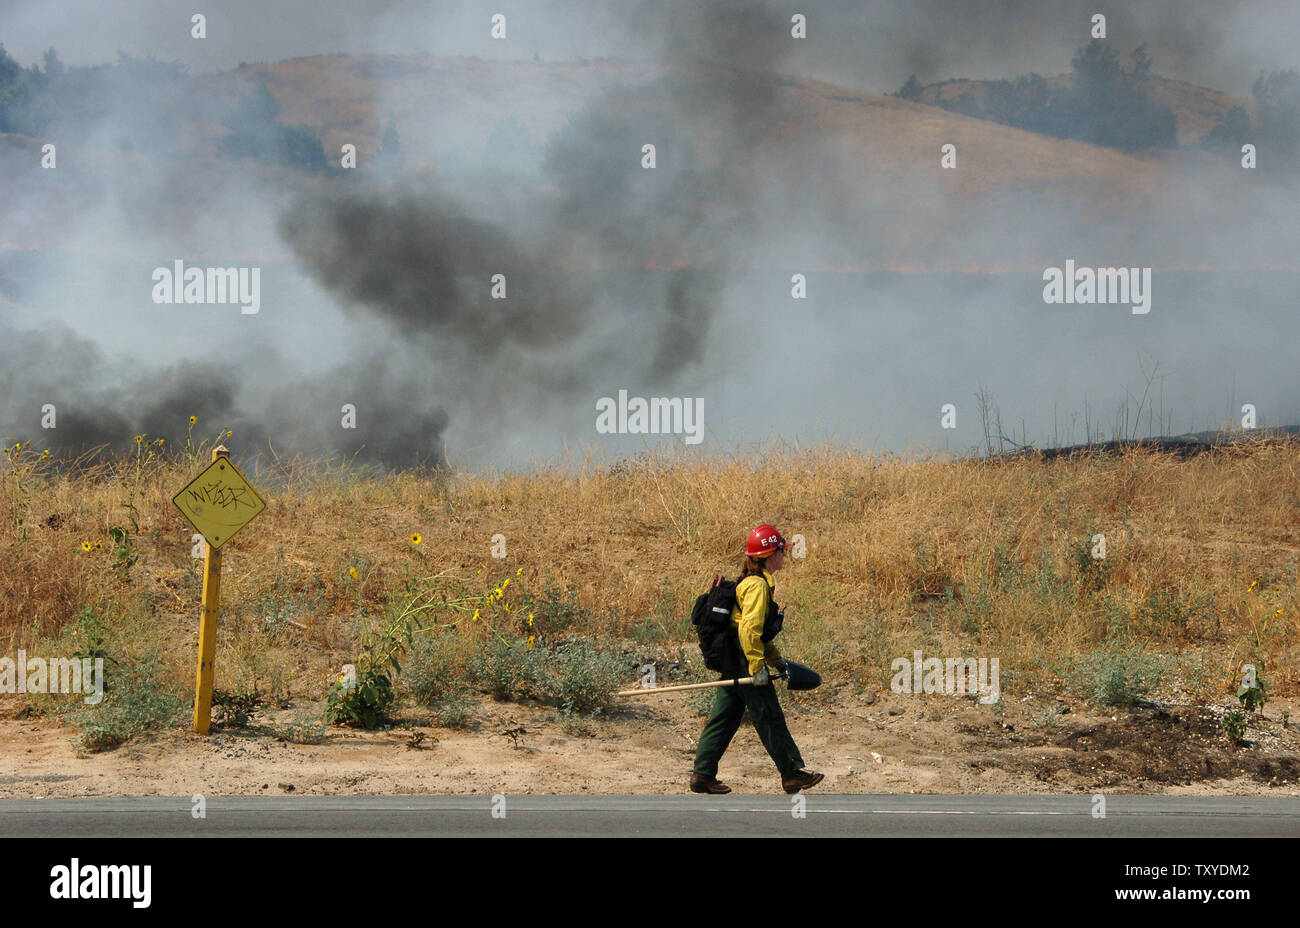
[406, 632, 478, 727]
[434, 694, 475, 728]
[556, 706, 594, 736]
[549, 639, 626, 715]
[406, 633, 461, 707]
[324, 665, 395, 729]
[1222, 710, 1248, 744]
[275, 711, 328, 744]
[325, 591, 429, 729]
[471, 635, 548, 701]
[1238, 663, 1267, 712]
[526, 581, 590, 635]
[1059, 640, 1169, 708]
[71, 653, 187, 753]
[465, 635, 625, 716]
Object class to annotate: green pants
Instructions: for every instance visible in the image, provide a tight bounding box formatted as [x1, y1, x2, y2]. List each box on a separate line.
[693, 681, 805, 779]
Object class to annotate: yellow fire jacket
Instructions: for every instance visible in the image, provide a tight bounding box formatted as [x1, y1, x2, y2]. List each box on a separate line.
[732, 568, 783, 675]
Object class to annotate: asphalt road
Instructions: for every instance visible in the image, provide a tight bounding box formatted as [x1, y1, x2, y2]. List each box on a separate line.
[4, 794, 1299, 837]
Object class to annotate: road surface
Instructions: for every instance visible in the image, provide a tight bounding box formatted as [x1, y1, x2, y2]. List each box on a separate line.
[4, 794, 1298, 837]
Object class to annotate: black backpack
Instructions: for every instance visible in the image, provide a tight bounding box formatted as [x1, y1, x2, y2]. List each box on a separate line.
[690, 573, 784, 678]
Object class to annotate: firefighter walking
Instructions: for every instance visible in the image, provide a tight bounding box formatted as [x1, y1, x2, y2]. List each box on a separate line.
[690, 524, 824, 795]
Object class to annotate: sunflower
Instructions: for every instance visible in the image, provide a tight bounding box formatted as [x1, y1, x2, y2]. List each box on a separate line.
[410, 532, 422, 546]
[134, 435, 143, 444]
[80, 541, 91, 552]
[348, 566, 358, 580]
[189, 415, 197, 425]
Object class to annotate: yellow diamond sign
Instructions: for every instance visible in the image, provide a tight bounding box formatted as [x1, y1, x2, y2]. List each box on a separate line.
[172, 456, 265, 549]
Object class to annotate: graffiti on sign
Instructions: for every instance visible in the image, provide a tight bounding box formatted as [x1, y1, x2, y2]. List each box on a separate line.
[187, 478, 259, 512]
[172, 457, 265, 549]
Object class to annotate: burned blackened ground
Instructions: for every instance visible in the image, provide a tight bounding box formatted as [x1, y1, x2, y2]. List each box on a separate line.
[956, 702, 1300, 789]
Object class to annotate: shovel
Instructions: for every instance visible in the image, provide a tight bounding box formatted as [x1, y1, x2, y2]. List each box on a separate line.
[615, 660, 822, 697]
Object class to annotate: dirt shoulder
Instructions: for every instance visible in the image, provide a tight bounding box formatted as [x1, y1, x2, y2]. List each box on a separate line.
[2, 687, 1298, 798]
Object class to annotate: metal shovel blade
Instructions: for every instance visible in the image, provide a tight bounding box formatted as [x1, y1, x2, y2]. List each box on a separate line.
[783, 660, 822, 690]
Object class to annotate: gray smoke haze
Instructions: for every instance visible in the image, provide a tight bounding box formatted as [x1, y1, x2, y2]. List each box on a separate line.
[272, 0, 801, 438]
[6, 0, 1298, 95]
[1, 0, 1298, 469]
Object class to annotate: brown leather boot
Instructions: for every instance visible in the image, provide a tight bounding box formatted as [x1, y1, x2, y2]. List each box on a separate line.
[781, 769, 824, 794]
[689, 773, 732, 794]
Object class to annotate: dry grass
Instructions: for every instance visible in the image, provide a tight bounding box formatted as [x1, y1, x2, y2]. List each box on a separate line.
[3, 437, 1298, 709]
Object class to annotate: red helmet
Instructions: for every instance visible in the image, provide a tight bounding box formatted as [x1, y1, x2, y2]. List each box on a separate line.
[746, 524, 787, 558]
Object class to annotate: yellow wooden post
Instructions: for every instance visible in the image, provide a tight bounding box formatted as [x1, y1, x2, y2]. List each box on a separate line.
[192, 445, 228, 734]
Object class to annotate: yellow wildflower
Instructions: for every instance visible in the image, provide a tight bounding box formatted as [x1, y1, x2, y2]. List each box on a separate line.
[348, 566, 358, 580]
[189, 415, 197, 425]
[472, 609, 479, 622]
[80, 541, 91, 552]
[133, 435, 143, 444]
[410, 532, 422, 546]
[527, 635, 535, 649]
[516, 567, 523, 577]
